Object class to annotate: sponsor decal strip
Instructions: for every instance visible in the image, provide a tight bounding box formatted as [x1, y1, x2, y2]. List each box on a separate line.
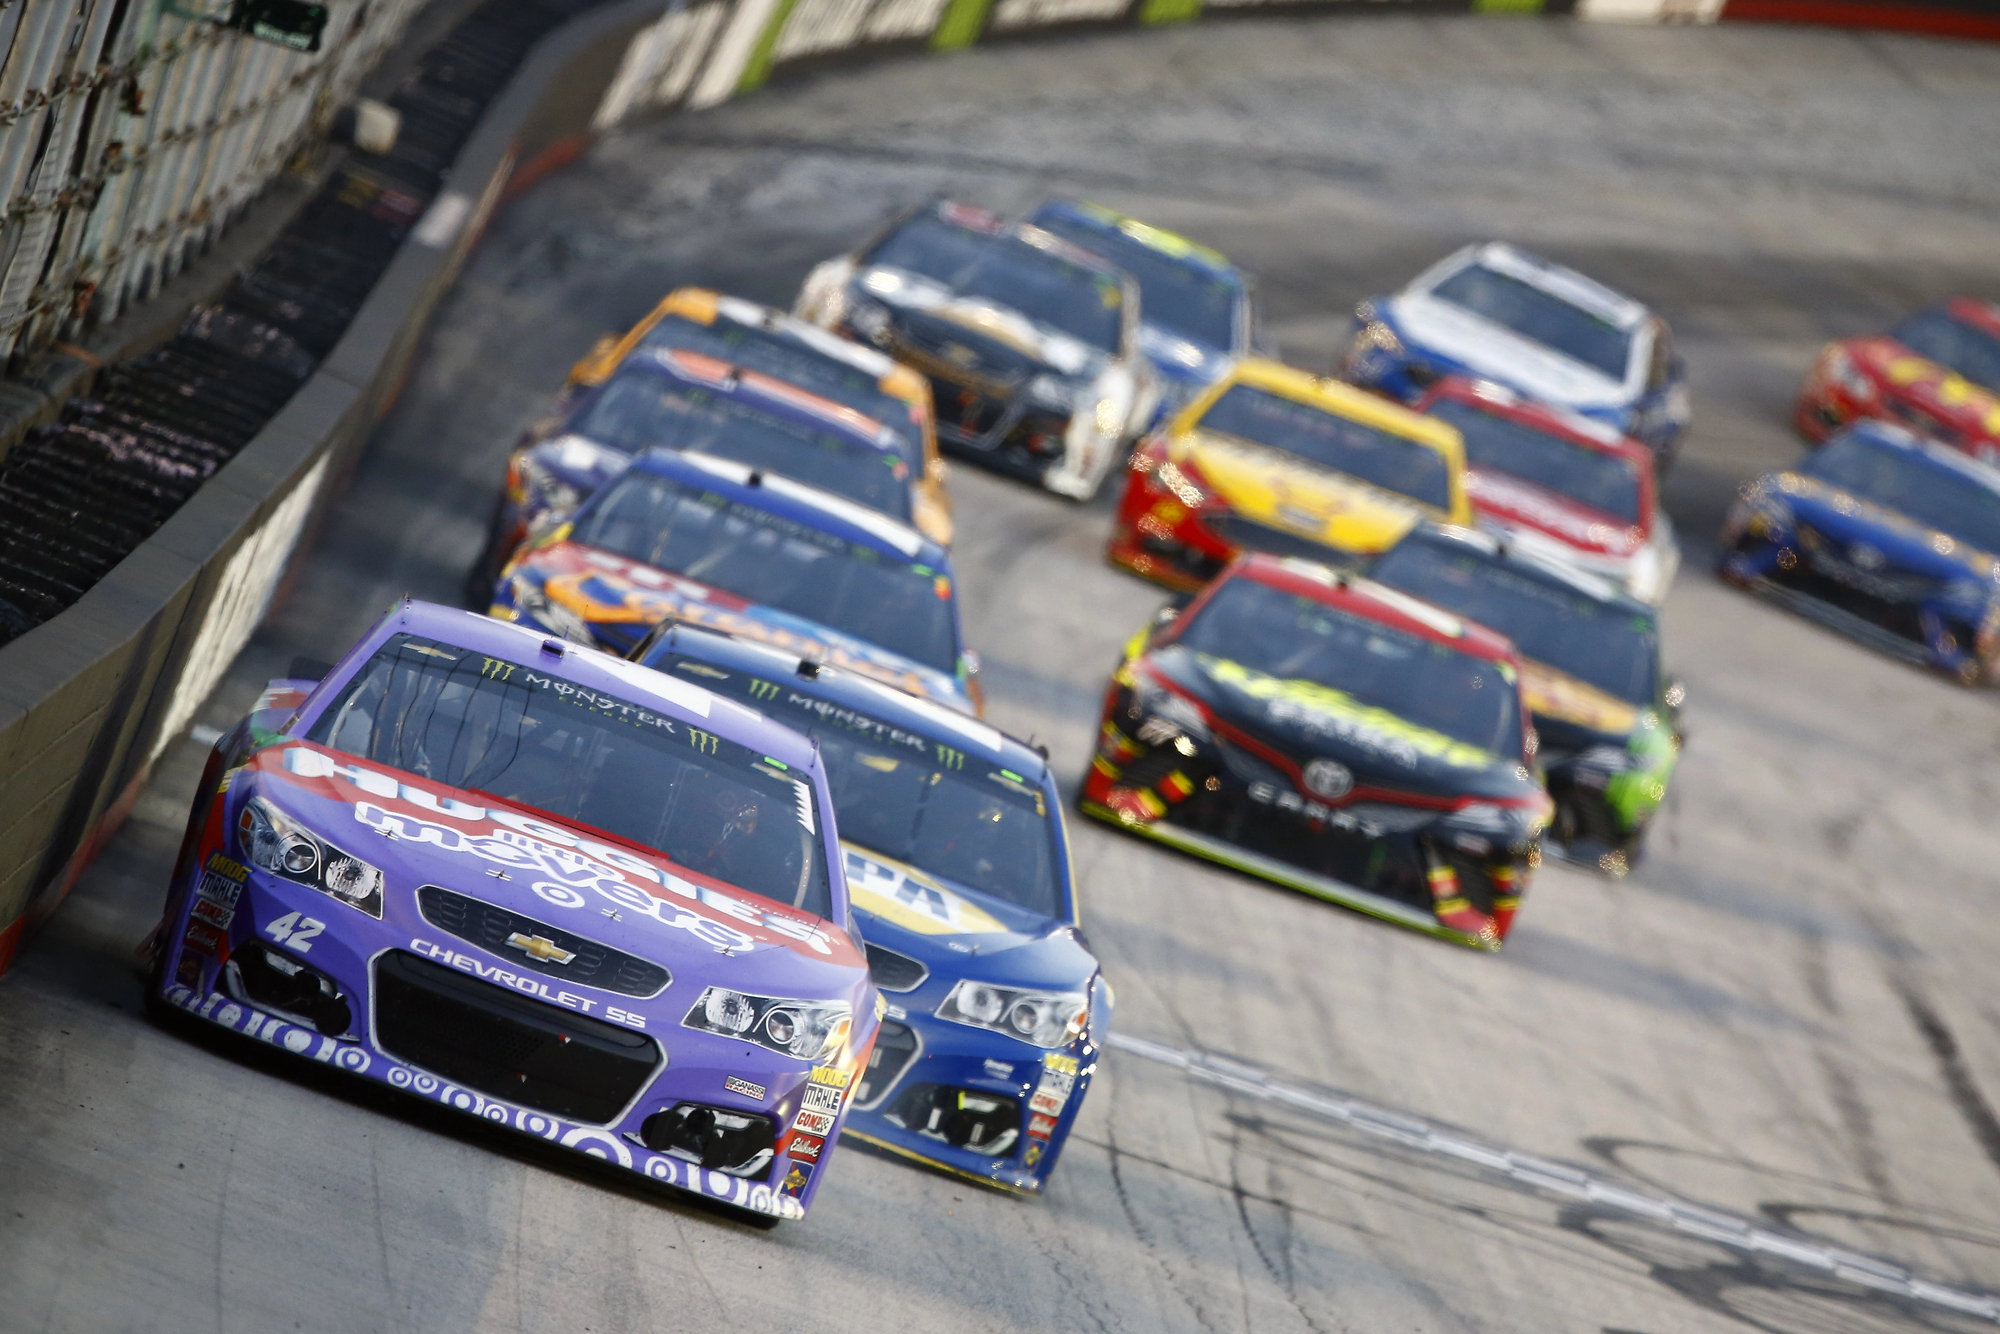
[1106, 1032, 2000, 1323]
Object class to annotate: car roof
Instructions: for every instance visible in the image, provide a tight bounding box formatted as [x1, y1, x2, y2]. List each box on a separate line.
[1027, 199, 1241, 279]
[624, 446, 943, 563]
[1423, 242, 1650, 331]
[641, 622, 1049, 782]
[1197, 357, 1463, 459]
[909, 199, 1127, 279]
[1941, 296, 2000, 342]
[609, 347, 905, 453]
[341, 601, 819, 771]
[1218, 551, 1520, 663]
[1425, 375, 1650, 462]
[657, 287, 925, 397]
[1390, 524, 1655, 618]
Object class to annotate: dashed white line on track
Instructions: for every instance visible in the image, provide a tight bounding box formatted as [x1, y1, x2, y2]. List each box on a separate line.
[1107, 1031, 2000, 1324]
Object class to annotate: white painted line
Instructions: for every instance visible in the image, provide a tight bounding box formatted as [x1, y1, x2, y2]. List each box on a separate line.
[1106, 1032, 2000, 1324]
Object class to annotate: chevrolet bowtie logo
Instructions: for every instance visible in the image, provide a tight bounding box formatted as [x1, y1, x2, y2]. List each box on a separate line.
[942, 343, 977, 367]
[505, 931, 576, 965]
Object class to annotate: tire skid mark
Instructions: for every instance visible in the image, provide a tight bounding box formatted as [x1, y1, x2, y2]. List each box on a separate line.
[1108, 1033, 2000, 1324]
[1892, 985, 2000, 1180]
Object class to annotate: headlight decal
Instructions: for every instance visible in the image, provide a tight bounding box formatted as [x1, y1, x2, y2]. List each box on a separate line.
[238, 796, 385, 918]
[936, 979, 1087, 1049]
[684, 985, 854, 1062]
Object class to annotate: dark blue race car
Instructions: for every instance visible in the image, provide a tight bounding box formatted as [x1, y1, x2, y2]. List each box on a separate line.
[630, 622, 1107, 1194]
[1025, 199, 1259, 428]
[1340, 243, 1691, 467]
[1720, 419, 2000, 684]
[492, 447, 982, 714]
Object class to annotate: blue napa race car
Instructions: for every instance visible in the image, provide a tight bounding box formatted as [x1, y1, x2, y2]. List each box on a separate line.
[145, 601, 879, 1222]
[492, 447, 982, 713]
[1025, 198, 1259, 428]
[1720, 419, 2000, 685]
[1341, 243, 1691, 468]
[631, 622, 1107, 1194]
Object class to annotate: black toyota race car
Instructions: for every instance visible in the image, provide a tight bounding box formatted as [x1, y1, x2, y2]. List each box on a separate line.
[1367, 526, 1682, 877]
[795, 200, 1158, 501]
[1082, 553, 1551, 949]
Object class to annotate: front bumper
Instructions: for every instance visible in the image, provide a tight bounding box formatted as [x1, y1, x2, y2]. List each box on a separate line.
[1082, 715, 1533, 950]
[1107, 457, 1372, 593]
[839, 1006, 1094, 1196]
[1718, 523, 1996, 686]
[154, 862, 852, 1221]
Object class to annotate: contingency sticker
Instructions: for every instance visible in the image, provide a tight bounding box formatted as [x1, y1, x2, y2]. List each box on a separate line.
[1029, 1055, 1078, 1117]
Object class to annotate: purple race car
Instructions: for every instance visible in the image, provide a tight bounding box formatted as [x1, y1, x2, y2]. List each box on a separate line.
[143, 600, 880, 1222]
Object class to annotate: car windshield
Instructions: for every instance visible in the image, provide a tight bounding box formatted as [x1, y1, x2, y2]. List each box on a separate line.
[1031, 216, 1239, 348]
[1198, 384, 1453, 510]
[1369, 540, 1658, 704]
[1429, 397, 1642, 523]
[569, 368, 913, 522]
[636, 313, 925, 458]
[651, 657, 1062, 919]
[865, 215, 1125, 352]
[307, 633, 831, 917]
[1891, 308, 2000, 393]
[1429, 264, 1633, 381]
[572, 469, 958, 671]
[1176, 575, 1520, 757]
[1800, 434, 2000, 555]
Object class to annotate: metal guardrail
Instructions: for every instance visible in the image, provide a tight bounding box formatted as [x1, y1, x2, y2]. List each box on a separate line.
[0, 0, 426, 368]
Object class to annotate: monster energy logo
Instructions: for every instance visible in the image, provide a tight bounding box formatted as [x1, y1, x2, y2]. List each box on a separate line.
[688, 729, 720, 755]
[746, 678, 780, 701]
[934, 743, 965, 770]
[481, 657, 516, 680]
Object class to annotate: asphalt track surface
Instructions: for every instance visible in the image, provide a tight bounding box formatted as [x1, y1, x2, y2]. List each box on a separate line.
[6, 15, 2000, 1334]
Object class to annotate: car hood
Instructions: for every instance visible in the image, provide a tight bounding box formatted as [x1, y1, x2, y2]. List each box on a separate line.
[842, 844, 1096, 994]
[1389, 293, 1631, 409]
[529, 433, 634, 494]
[239, 741, 866, 994]
[1849, 337, 2000, 436]
[1138, 323, 1232, 387]
[861, 268, 1104, 382]
[1464, 465, 1645, 558]
[523, 542, 973, 713]
[1174, 430, 1435, 556]
[1147, 644, 1535, 802]
[1779, 472, 2000, 584]
[1517, 660, 1640, 742]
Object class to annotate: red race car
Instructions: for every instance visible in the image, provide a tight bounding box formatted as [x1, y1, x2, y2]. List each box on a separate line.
[1414, 377, 1679, 605]
[1796, 298, 2000, 461]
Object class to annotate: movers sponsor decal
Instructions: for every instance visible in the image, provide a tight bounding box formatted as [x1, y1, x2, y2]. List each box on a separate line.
[1197, 655, 1494, 771]
[266, 746, 841, 959]
[843, 845, 1006, 937]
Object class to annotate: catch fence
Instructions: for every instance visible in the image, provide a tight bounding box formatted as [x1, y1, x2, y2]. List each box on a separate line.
[0, 0, 426, 367]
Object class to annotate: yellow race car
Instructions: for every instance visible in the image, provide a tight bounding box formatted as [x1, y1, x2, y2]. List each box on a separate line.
[1108, 358, 1468, 590]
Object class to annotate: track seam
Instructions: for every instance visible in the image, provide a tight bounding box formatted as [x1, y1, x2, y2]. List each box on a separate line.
[1105, 1031, 2000, 1324]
